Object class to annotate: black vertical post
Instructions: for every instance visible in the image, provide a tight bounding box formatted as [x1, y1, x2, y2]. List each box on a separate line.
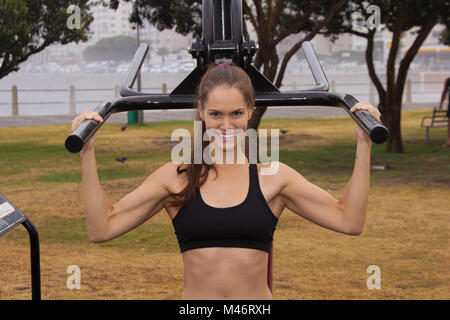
[21, 218, 41, 300]
[213, 0, 232, 41]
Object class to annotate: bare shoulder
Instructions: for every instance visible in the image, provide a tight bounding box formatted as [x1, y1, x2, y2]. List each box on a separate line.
[257, 161, 299, 188]
[257, 160, 297, 174]
[152, 161, 188, 193]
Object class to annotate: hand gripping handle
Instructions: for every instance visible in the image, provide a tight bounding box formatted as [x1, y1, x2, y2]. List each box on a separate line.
[340, 94, 388, 144]
[64, 101, 112, 153]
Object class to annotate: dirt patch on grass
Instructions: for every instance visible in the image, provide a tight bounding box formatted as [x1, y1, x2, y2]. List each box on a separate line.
[1, 113, 449, 300]
[1, 182, 448, 300]
[379, 176, 450, 187]
[0, 242, 184, 300]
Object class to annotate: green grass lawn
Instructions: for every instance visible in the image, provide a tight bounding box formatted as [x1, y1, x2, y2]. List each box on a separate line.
[0, 108, 448, 299]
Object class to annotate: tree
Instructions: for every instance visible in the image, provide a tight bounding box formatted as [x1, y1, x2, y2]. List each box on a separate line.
[83, 35, 150, 62]
[0, 0, 93, 79]
[439, 29, 450, 45]
[323, 0, 450, 153]
[243, 0, 349, 129]
[103, 0, 349, 130]
[156, 47, 169, 64]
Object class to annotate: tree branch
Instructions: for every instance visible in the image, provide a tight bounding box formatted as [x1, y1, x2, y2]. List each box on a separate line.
[348, 29, 370, 38]
[395, 11, 439, 106]
[365, 29, 386, 104]
[0, 38, 53, 79]
[386, 3, 407, 106]
[252, 0, 265, 26]
[243, 1, 258, 30]
[274, 0, 348, 88]
[271, 0, 284, 30]
[267, 0, 272, 22]
[273, 0, 321, 47]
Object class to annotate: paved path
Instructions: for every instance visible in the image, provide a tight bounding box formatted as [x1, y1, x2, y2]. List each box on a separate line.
[0, 103, 435, 127]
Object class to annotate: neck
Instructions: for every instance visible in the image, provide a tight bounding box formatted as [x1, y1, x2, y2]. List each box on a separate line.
[214, 153, 249, 170]
[216, 144, 250, 166]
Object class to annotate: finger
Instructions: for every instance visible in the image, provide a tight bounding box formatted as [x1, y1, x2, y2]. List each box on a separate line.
[351, 102, 376, 111]
[350, 103, 366, 112]
[85, 112, 103, 122]
[72, 115, 88, 130]
[93, 112, 104, 122]
[71, 119, 81, 131]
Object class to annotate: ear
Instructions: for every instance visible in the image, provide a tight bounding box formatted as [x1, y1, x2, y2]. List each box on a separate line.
[197, 102, 205, 121]
[248, 106, 255, 120]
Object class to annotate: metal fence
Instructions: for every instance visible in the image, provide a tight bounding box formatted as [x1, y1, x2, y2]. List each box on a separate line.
[0, 80, 444, 116]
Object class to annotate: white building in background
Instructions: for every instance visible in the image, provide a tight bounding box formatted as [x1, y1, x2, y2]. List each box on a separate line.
[30, 1, 192, 64]
[89, 1, 138, 42]
[28, 2, 448, 67]
[79, 1, 190, 56]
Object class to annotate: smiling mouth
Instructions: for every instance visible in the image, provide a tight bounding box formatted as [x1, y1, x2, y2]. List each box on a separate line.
[218, 130, 242, 140]
[220, 133, 237, 139]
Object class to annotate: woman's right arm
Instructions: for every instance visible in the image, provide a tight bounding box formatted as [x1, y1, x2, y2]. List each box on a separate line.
[74, 111, 172, 242]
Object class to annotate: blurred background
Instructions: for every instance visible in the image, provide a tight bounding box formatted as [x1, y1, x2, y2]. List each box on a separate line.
[0, 0, 448, 117]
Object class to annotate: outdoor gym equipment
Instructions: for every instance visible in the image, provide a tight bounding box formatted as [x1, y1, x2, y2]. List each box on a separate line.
[64, 0, 389, 292]
[0, 193, 41, 300]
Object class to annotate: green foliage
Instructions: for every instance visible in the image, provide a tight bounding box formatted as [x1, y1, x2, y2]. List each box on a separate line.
[439, 29, 450, 45]
[0, 0, 93, 79]
[103, 0, 347, 42]
[105, 0, 203, 37]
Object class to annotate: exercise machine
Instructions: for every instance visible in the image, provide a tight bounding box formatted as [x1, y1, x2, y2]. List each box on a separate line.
[65, 0, 389, 293]
[0, 193, 41, 300]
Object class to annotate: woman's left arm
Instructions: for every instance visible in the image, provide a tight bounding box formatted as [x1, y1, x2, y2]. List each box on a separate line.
[279, 102, 381, 235]
[338, 102, 381, 233]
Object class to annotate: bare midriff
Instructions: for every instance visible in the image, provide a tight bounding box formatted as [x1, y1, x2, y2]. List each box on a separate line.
[180, 247, 273, 300]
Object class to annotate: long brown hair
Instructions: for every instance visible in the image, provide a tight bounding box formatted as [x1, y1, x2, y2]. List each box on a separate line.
[167, 62, 255, 208]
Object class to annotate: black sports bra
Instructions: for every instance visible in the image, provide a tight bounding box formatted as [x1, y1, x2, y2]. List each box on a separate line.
[171, 163, 278, 253]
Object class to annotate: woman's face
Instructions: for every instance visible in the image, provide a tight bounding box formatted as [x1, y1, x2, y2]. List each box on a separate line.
[199, 85, 253, 155]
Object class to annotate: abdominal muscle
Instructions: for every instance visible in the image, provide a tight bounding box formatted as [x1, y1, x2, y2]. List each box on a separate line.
[180, 247, 273, 300]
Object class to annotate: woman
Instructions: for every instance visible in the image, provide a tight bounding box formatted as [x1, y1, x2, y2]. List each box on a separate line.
[72, 63, 381, 300]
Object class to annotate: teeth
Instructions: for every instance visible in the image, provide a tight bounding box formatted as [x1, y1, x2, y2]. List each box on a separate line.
[219, 132, 237, 138]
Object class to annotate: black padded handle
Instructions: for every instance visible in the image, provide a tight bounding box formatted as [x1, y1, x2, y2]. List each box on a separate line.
[64, 101, 112, 153]
[340, 94, 389, 144]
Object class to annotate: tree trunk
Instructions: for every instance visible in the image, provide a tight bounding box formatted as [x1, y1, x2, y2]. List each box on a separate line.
[248, 104, 267, 130]
[382, 9, 437, 153]
[248, 43, 277, 131]
[384, 103, 403, 153]
[245, 0, 348, 133]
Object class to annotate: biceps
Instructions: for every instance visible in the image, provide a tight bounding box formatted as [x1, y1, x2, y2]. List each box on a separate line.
[282, 178, 346, 232]
[106, 180, 168, 239]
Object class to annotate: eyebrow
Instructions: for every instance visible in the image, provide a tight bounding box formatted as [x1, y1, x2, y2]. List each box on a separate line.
[208, 108, 245, 112]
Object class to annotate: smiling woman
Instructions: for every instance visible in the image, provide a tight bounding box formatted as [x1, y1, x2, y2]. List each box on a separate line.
[71, 61, 381, 300]
[168, 63, 258, 207]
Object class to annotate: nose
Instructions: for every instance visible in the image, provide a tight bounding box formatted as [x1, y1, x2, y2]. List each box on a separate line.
[221, 116, 235, 131]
